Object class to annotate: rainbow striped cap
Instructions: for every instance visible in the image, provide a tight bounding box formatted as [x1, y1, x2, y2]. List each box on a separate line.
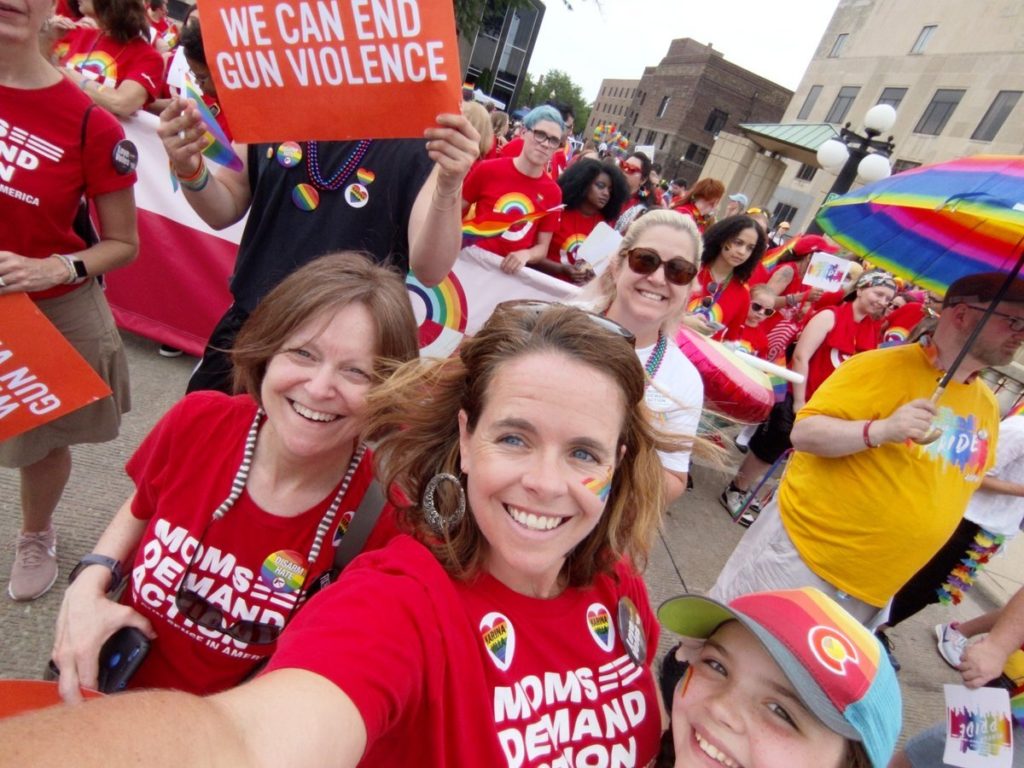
[658, 588, 901, 768]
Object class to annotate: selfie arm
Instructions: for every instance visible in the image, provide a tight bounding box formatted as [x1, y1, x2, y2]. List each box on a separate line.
[0, 670, 365, 768]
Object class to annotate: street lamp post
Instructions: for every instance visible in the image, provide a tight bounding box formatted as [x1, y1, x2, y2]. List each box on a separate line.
[806, 104, 898, 235]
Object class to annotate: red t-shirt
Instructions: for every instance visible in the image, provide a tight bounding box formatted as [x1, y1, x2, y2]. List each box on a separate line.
[58, 27, 165, 103]
[805, 302, 883, 400]
[122, 392, 393, 695]
[686, 267, 751, 341]
[735, 323, 770, 359]
[545, 208, 602, 271]
[672, 201, 712, 234]
[462, 157, 562, 258]
[268, 536, 661, 768]
[882, 302, 927, 346]
[0, 78, 136, 300]
[499, 135, 525, 159]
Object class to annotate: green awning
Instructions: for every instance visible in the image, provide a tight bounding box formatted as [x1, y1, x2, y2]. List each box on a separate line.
[737, 122, 839, 166]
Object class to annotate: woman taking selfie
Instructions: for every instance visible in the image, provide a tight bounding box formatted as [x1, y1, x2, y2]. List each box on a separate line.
[6, 303, 671, 768]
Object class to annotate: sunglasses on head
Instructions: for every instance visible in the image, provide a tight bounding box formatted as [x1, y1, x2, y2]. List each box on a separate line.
[751, 302, 775, 316]
[495, 300, 636, 346]
[619, 161, 643, 176]
[625, 247, 698, 286]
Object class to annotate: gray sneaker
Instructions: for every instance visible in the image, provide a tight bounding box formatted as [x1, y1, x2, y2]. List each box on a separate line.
[8, 528, 58, 601]
[935, 623, 968, 668]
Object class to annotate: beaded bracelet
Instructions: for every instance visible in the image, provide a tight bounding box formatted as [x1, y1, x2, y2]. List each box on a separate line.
[53, 254, 78, 285]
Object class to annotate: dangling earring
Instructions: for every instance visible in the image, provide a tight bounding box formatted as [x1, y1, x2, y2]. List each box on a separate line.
[422, 473, 466, 534]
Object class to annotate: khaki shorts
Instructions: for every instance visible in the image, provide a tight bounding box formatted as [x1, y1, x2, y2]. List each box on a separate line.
[0, 280, 130, 468]
[709, 497, 881, 625]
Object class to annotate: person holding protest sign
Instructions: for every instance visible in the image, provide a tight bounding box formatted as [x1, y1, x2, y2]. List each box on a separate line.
[53, 0, 166, 117]
[576, 209, 705, 503]
[461, 105, 565, 275]
[0, 302, 669, 768]
[158, 92, 479, 394]
[50, 254, 416, 700]
[0, 0, 138, 601]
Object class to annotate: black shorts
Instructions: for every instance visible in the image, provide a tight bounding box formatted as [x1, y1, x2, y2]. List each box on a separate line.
[748, 393, 795, 464]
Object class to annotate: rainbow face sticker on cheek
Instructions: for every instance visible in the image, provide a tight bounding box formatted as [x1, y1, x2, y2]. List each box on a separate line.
[676, 665, 694, 700]
[583, 467, 613, 503]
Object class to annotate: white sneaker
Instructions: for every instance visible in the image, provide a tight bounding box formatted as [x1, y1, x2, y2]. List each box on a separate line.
[720, 487, 762, 526]
[8, 528, 58, 601]
[935, 623, 968, 668]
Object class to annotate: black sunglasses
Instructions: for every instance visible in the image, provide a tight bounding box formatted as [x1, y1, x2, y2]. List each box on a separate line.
[751, 302, 776, 317]
[495, 300, 637, 346]
[175, 520, 296, 645]
[625, 247, 698, 286]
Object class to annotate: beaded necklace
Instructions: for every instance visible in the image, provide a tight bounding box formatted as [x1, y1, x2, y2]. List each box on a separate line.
[306, 140, 372, 192]
[644, 332, 667, 381]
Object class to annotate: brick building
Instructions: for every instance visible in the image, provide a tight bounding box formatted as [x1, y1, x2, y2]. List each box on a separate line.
[594, 39, 791, 182]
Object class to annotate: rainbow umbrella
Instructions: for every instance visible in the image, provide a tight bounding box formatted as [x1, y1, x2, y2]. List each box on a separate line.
[816, 154, 1024, 296]
[817, 153, 1024, 406]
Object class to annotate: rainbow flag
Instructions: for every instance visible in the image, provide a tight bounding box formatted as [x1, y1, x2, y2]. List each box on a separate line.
[461, 207, 562, 246]
[1009, 401, 1024, 418]
[762, 242, 794, 272]
[183, 78, 242, 172]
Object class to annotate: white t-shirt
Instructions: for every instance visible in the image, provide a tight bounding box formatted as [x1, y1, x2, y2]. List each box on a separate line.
[966, 414, 1024, 536]
[639, 339, 704, 473]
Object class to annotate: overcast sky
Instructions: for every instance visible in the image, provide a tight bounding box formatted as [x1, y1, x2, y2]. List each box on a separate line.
[527, 0, 842, 102]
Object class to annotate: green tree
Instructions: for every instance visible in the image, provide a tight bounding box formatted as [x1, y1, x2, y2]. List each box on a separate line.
[514, 69, 590, 135]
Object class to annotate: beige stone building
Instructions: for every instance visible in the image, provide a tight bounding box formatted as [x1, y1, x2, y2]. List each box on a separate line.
[710, 0, 1024, 231]
[587, 79, 641, 139]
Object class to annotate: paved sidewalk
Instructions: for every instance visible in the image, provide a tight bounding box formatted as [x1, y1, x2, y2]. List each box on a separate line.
[2, 331, 1020, 746]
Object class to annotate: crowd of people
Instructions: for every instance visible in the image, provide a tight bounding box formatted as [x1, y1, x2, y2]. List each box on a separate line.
[4, 1, 1024, 766]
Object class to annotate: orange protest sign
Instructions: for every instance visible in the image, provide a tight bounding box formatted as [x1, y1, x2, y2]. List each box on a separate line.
[0, 293, 112, 443]
[197, 0, 462, 142]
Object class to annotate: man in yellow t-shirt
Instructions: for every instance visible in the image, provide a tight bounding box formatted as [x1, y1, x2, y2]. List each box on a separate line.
[711, 273, 1024, 625]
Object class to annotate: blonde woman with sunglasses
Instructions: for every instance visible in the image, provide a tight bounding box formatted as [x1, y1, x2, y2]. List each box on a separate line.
[578, 209, 705, 503]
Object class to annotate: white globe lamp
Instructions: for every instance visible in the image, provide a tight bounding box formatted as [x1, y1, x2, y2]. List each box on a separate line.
[816, 139, 849, 173]
[863, 103, 897, 135]
[857, 152, 892, 183]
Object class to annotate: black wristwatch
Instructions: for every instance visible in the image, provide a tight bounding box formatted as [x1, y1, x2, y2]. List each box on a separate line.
[68, 554, 124, 594]
[71, 257, 89, 281]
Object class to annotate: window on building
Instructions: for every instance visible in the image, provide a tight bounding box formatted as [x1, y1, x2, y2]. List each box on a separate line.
[796, 163, 817, 182]
[891, 159, 922, 175]
[910, 25, 936, 54]
[828, 33, 848, 58]
[657, 96, 671, 118]
[660, 133, 669, 150]
[824, 86, 860, 124]
[644, 129, 656, 145]
[972, 90, 1022, 142]
[684, 143, 709, 165]
[914, 88, 965, 135]
[876, 87, 908, 110]
[704, 108, 728, 133]
[797, 85, 823, 120]
[773, 203, 799, 226]
[640, 92, 647, 105]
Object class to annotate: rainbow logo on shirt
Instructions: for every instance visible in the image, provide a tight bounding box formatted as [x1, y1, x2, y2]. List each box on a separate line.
[494, 192, 534, 217]
[356, 168, 375, 185]
[914, 407, 991, 481]
[587, 603, 614, 652]
[480, 612, 515, 672]
[406, 270, 468, 359]
[559, 233, 588, 265]
[65, 52, 119, 82]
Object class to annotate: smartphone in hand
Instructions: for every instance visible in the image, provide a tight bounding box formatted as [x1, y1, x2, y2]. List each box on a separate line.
[98, 626, 150, 693]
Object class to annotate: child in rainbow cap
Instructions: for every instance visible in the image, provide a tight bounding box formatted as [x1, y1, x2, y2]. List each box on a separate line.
[657, 587, 901, 768]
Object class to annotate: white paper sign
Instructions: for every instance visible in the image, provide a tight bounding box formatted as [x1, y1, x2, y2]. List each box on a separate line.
[802, 253, 853, 292]
[943, 684, 1014, 768]
[576, 222, 623, 276]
